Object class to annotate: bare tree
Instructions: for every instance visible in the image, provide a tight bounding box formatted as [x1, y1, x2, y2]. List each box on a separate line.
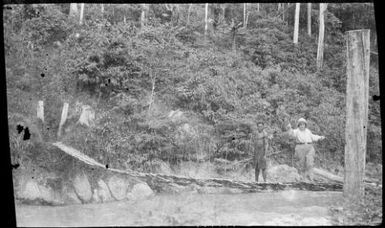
[187, 4, 192, 25]
[204, 3, 209, 39]
[316, 3, 328, 70]
[79, 3, 85, 25]
[243, 3, 247, 29]
[141, 4, 147, 28]
[293, 3, 300, 44]
[307, 3, 312, 36]
[69, 3, 78, 18]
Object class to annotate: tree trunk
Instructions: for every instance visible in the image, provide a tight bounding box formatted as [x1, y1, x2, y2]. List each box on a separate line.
[69, 3, 78, 18]
[257, 3, 260, 12]
[232, 29, 236, 53]
[344, 29, 370, 201]
[53, 141, 343, 194]
[148, 73, 156, 115]
[307, 3, 311, 36]
[204, 3, 209, 39]
[141, 4, 146, 28]
[57, 102, 69, 138]
[293, 3, 300, 44]
[316, 3, 327, 70]
[37, 100, 44, 123]
[79, 3, 84, 25]
[243, 3, 247, 28]
[187, 4, 192, 26]
[101, 4, 104, 14]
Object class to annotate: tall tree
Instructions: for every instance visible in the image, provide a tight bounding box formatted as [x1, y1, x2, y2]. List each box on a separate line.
[204, 3, 209, 39]
[257, 3, 260, 12]
[187, 4, 192, 26]
[307, 3, 312, 36]
[316, 3, 328, 70]
[293, 3, 300, 44]
[69, 3, 78, 18]
[79, 3, 85, 25]
[243, 3, 247, 29]
[141, 4, 147, 28]
[101, 4, 104, 15]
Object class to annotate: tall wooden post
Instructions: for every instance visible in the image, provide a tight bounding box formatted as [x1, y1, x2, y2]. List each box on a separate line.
[344, 29, 370, 200]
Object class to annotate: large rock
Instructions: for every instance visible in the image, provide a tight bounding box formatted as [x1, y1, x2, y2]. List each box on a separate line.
[18, 179, 63, 205]
[92, 189, 101, 203]
[62, 185, 81, 204]
[19, 179, 41, 200]
[96, 179, 113, 202]
[78, 105, 95, 127]
[107, 175, 129, 200]
[126, 182, 154, 201]
[267, 165, 301, 182]
[73, 172, 92, 202]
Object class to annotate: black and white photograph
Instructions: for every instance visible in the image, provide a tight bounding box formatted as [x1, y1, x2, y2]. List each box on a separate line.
[4, 2, 382, 226]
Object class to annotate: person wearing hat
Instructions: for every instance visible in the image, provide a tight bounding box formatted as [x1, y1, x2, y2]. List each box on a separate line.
[286, 118, 326, 181]
[251, 121, 271, 182]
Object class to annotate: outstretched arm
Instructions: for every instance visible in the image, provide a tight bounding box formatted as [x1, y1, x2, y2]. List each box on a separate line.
[309, 130, 326, 142]
[285, 123, 296, 138]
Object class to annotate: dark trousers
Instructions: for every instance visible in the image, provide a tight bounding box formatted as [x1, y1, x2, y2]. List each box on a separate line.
[254, 145, 267, 182]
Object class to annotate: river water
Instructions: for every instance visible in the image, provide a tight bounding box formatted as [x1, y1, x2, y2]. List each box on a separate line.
[15, 190, 343, 226]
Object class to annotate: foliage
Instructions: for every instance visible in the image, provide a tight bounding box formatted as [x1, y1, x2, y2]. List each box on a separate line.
[5, 3, 381, 178]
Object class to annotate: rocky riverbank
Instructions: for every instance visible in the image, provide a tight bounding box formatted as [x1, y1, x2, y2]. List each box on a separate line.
[12, 164, 154, 206]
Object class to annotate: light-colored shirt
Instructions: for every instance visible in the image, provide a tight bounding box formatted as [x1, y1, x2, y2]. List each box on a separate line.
[288, 128, 322, 143]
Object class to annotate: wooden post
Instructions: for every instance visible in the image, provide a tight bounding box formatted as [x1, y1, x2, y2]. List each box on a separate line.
[57, 102, 69, 138]
[316, 3, 327, 71]
[344, 29, 370, 200]
[37, 100, 44, 122]
[293, 3, 300, 44]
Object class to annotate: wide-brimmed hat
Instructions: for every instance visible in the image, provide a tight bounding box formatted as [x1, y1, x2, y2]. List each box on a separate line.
[297, 118, 307, 127]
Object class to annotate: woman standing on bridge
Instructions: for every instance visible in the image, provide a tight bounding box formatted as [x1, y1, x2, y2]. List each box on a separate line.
[285, 118, 326, 182]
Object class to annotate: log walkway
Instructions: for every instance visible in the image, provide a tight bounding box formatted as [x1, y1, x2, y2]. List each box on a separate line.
[52, 142, 380, 194]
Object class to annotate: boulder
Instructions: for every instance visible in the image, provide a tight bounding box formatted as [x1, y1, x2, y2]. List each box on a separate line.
[92, 189, 101, 203]
[19, 179, 63, 205]
[62, 185, 81, 204]
[97, 179, 113, 202]
[107, 175, 129, 201]
[73, 172, 92, 202]
[78, 105, 95, 127]
[127, 182, 154, 200]
[267, 164, 301, 182]
[19, 179, 41, 200]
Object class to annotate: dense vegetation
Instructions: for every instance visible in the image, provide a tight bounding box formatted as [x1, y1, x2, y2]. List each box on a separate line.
[5, 3, 380, 172]
[5, 3, 381, 225]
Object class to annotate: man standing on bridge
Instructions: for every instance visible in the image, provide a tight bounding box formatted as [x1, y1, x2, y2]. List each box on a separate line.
[285, 118, 326, 182]
[251, 121, 271, 182]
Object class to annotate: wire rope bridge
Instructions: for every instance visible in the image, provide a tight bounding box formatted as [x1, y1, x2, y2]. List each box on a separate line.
[52, 142, 350, 193]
